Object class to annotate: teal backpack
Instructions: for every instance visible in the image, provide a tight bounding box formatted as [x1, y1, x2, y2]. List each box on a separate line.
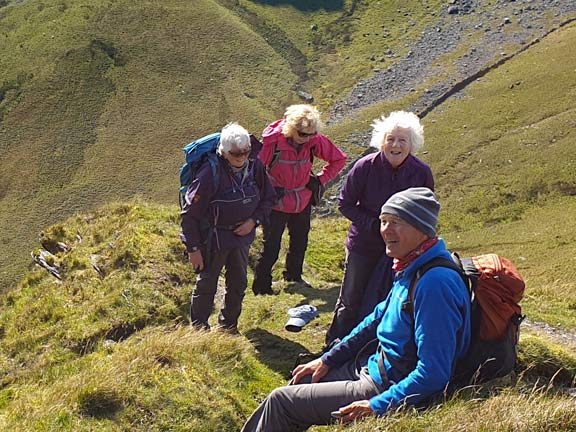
[178, 132, 221, 209]
[179, 133, 265, 208]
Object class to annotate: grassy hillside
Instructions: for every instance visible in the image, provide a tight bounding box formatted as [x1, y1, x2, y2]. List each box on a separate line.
[2, 2, 576, 430]
[423, 23, 576, 233]
[0, 202, 574, 431]
[0, 0, 456, 291]
[0, 0, 297, 290]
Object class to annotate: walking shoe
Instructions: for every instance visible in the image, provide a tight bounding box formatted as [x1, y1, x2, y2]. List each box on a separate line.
[216, 325, 240, 336]
[252, 277, 274, 296]
[191, 322, 210, 332]
[253, 287, 275, 296]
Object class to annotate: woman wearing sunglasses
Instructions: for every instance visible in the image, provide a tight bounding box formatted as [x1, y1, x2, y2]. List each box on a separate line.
[252, 104, 347, 295]
[180, 123, 276, 333]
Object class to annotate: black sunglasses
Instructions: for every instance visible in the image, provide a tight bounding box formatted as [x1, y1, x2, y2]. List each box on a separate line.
[297, 130, 317, 138]
[229, 148, 251, 157]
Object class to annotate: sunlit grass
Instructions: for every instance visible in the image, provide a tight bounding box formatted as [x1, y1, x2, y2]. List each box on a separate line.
[0, 202, 574, 431]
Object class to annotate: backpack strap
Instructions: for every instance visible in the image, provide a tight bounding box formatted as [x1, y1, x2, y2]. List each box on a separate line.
[376, 256, 469, 382]
[404, 255, 469, 316]
[267, 141, 281, 173]
[267, 142, 316, 173]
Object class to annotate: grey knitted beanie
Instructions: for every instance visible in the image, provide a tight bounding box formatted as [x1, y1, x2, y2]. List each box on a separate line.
[380, 187, 440, 238]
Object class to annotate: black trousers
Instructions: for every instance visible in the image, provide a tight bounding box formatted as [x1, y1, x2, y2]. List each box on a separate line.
[325, 248, 381, 345]
[252, 205, 312, 293]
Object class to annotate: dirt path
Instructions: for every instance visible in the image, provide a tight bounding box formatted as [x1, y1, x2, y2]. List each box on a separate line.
[523, 319, 576, 351]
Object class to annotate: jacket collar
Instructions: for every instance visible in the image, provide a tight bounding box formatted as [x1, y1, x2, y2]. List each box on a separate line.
[398, 238, 447, 280]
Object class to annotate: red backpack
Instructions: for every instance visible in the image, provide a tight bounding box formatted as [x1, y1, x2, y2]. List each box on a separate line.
[409, 253, 526, 387]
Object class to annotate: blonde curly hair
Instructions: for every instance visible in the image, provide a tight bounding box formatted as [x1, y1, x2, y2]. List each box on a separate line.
[281, 104, 324, 138]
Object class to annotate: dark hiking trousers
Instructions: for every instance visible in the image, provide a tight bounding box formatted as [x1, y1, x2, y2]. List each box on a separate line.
[190, 246, 249, 330]
[325, 249, 381, 345]
[252, 205, 312, 293]
[240, 359, 387, 432]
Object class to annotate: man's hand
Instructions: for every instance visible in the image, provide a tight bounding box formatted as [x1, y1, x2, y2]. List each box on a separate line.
[292, 358, 330, 384]
[336, 400, 374, 423]
[188, 250, 204, 272]
[233, 219, 256, 237]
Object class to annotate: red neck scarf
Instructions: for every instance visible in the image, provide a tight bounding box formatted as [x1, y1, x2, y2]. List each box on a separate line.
[392, 237, 439, 272]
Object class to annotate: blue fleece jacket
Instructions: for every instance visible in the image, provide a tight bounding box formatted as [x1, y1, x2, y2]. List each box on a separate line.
[321, 239, 470, 415]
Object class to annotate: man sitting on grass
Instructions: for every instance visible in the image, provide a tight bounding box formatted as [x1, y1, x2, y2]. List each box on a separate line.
[241, 187, 471, 431]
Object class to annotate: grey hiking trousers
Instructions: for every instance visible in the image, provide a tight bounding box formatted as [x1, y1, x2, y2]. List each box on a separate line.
[191, 245, 249, 330]
[241, 359, 387, 432]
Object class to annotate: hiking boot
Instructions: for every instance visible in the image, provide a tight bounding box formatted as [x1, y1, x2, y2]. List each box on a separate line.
[254, 287, 276, 296]
[216, 325, 240, 336]
[252, 276, 273, 296]
[284, 276, 312, 288]
[191, 321, 210, 332]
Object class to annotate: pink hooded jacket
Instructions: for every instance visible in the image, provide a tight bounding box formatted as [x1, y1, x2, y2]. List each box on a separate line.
[259, 119, 347, 213]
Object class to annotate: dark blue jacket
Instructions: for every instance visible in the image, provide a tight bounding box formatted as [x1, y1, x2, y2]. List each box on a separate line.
[180, 155, 276, 252]
[321, 239, 470, 415]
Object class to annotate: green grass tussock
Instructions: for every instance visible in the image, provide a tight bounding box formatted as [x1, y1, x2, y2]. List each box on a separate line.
[0, 201, 191, 386]
[2, 326, 277, 432]
[329, 387, 576, 432]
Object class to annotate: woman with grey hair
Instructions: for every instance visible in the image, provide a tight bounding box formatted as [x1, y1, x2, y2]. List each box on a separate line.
[325, 111, 434, 346]
[180, 122, 276, 333]
[251, 104, 347, 295]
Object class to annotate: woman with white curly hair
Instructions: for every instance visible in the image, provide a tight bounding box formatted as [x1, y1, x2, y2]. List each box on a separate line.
[325, 111, 434, 346]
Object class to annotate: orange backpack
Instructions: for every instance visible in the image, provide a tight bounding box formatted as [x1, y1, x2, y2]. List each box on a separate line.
[467, 254, 525, 342]
[409, 253, 526, 387]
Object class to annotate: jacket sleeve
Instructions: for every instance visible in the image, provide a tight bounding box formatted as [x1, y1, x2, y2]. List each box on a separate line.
[368, 270, 468, 414]
[312, 135, 347, 185]
[321, 301, 386, 367]
[425, 166, 434, 190]
[251, 159, 277, 225]
[179, 164, 216, 252]
[337, 158, 380, 232]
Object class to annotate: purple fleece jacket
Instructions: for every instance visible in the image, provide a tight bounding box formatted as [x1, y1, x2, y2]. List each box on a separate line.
[338, 151, 434, 257]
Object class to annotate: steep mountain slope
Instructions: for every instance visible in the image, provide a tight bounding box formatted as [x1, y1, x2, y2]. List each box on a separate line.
[2, 0, 573, 294]
[0, 0, 297, 290]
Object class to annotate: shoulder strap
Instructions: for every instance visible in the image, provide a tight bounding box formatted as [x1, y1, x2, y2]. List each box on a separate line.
[265, 138, 281, 173]
[404, 256, 468, 317]
[208, 153, 220, 192]
[267, 142, 316, 173]
[375, 256, 469, 386]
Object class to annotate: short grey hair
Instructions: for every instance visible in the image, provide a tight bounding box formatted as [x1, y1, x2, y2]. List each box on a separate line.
[218, 122, 250, 153]
[369, 111, 424, 153]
